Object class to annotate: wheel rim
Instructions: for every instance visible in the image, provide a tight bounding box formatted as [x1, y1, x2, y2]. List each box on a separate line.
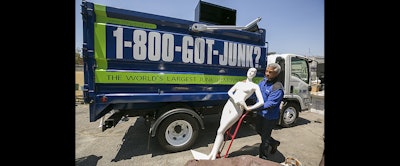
[164, 120, 193, 146]
[283, 107, 297, 125]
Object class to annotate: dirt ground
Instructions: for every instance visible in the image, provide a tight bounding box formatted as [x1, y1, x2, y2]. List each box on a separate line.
[75, 104, 324, 166]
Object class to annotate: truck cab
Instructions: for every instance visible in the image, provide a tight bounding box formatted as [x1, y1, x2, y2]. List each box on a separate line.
[268, 53, 314, 127]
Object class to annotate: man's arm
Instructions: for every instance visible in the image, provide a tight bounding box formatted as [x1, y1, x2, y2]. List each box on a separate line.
[263, 89, 284, 110]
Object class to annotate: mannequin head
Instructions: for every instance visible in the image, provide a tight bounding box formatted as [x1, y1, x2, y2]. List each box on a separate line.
[247, 67, 257, 79]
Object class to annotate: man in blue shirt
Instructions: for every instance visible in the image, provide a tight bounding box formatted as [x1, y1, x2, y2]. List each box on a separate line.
[256, 63, 284, 160]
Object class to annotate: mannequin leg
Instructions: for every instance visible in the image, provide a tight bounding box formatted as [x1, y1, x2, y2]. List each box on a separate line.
[208, 129, 225, 159]
[208, 102, 241, 160]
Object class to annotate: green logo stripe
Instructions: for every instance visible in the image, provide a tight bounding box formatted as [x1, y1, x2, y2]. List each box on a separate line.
[92, 4, 158, 70]
[95, 70, 263, 85]
[94, 23, 107, 69]
[94, 4, 157, 29]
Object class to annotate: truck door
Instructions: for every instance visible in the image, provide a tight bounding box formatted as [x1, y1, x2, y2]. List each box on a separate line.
[279, 55, 312, 127]
[289, 56, 311, 108]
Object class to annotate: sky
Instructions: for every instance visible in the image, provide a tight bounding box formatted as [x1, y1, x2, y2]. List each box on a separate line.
[75, 0, 324, 57]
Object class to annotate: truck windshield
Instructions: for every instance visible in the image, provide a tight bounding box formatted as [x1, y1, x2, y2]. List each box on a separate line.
[291, 57, 309, 84]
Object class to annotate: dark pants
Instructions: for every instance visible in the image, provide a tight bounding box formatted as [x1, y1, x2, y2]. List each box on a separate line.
[256, 114, 279, 158]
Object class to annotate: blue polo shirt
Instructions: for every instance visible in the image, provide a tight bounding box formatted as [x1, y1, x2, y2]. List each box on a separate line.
[257, 77, 284, 120]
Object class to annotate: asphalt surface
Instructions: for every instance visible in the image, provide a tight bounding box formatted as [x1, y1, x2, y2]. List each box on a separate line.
[75, 104, 324, 166]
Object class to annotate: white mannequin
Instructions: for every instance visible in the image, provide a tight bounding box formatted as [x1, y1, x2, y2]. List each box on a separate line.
[191, 67, 264, 160]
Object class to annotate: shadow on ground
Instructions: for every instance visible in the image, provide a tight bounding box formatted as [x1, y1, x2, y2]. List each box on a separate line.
[227, 143, 286, 163]
[111, 113, 310, 162]
[110, 117, 158, 162]
[76, 155, 103, 166]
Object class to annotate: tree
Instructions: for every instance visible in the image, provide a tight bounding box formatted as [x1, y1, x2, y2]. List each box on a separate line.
[75, 48, 83, 65]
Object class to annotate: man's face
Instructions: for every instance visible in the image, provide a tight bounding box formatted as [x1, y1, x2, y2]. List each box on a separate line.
[265, 66, 278, 80]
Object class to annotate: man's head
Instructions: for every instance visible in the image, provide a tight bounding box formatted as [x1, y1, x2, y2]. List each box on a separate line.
[265, 63, 281, 81]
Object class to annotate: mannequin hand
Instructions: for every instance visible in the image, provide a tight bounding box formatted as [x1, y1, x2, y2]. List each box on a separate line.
[233, 99, 242, 105]
[238, 101, 249, 111]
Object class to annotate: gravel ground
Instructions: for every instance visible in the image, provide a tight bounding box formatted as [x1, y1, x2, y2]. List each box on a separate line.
[75, 104, 324, 166]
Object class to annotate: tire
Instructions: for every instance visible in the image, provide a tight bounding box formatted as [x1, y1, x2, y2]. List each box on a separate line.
[156, 113, 199, 152]
[280, 102, 300, 128]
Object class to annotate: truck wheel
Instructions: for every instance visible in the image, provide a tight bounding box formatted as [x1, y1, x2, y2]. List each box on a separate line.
[280, 102, 299, 127]
[157, 113, 199, 152]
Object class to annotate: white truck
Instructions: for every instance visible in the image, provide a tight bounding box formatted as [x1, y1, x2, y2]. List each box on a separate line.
[267, 53, 315, 127]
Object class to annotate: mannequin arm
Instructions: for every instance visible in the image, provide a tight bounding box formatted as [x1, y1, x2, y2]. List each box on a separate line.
[227, 82, 239, 103]
[243, 86, 264, 111]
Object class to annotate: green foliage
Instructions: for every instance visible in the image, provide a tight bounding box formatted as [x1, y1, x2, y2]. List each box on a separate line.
[75, 50, 83, 65]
